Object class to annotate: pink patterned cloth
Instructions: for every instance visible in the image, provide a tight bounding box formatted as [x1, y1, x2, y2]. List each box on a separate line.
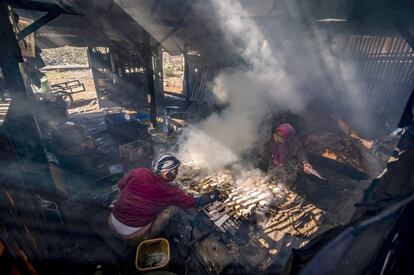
[272, 123, 296, 166]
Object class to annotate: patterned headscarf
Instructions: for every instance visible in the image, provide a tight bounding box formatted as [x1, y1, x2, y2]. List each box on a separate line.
[151, 153, 181, 175]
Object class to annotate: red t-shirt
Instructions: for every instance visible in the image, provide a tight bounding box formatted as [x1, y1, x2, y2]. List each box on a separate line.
[112, 168, 195, 227]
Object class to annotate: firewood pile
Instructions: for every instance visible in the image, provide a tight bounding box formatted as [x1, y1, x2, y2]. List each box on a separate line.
[177, 162, 324, 238]
[304, 132, 364, 170]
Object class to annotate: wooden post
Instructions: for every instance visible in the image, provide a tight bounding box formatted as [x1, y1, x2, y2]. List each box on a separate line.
[0, 3, 54, 190]
[153, 45, 165, 107]
[183, 45, 190, 100]
[143, 31, 157, 128]
[0, 3, 27, 102]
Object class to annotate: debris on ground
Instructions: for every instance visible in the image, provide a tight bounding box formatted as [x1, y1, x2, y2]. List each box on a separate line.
[304, 132, 366, 171]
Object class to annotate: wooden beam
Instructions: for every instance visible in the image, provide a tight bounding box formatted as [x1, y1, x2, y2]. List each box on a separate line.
[17, 11, 61, 41]
[9, 0, 79, 15]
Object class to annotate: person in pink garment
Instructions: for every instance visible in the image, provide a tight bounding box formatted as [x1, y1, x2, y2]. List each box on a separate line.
[271, 123, 314, 174]
[108, 153, 219, 241]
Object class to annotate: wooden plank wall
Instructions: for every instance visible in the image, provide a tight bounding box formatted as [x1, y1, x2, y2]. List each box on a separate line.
[341, 35, 414, 128]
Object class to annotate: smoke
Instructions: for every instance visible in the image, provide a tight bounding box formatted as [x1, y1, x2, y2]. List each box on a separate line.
[312, 33, 376, 136]
[178, 0, 306, 170]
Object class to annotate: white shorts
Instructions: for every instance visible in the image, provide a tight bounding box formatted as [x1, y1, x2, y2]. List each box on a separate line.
[110, 213, 143, 236]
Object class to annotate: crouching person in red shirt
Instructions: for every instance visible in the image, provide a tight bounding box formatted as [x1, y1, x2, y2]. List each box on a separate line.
[108, 153, 219, 242]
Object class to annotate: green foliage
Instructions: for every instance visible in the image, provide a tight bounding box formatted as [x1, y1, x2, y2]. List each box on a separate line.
[163, 53, 184, 78]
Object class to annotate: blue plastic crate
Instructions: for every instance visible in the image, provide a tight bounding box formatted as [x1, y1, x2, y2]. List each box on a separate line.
[130, 113, 150, 121]
[105, 113, 130, 125]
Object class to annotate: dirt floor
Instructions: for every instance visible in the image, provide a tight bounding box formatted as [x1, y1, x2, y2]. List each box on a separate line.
[42, 68, 100, 114]
[164, 76, 184, 94]
[41, 46, 88, 66]
[1, 67, 97, 127]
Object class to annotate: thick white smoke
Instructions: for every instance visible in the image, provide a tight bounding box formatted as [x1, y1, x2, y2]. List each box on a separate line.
[178, 0, 305, 170]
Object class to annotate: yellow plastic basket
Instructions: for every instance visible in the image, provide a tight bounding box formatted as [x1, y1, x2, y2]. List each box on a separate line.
[135, 238, 170, 271]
